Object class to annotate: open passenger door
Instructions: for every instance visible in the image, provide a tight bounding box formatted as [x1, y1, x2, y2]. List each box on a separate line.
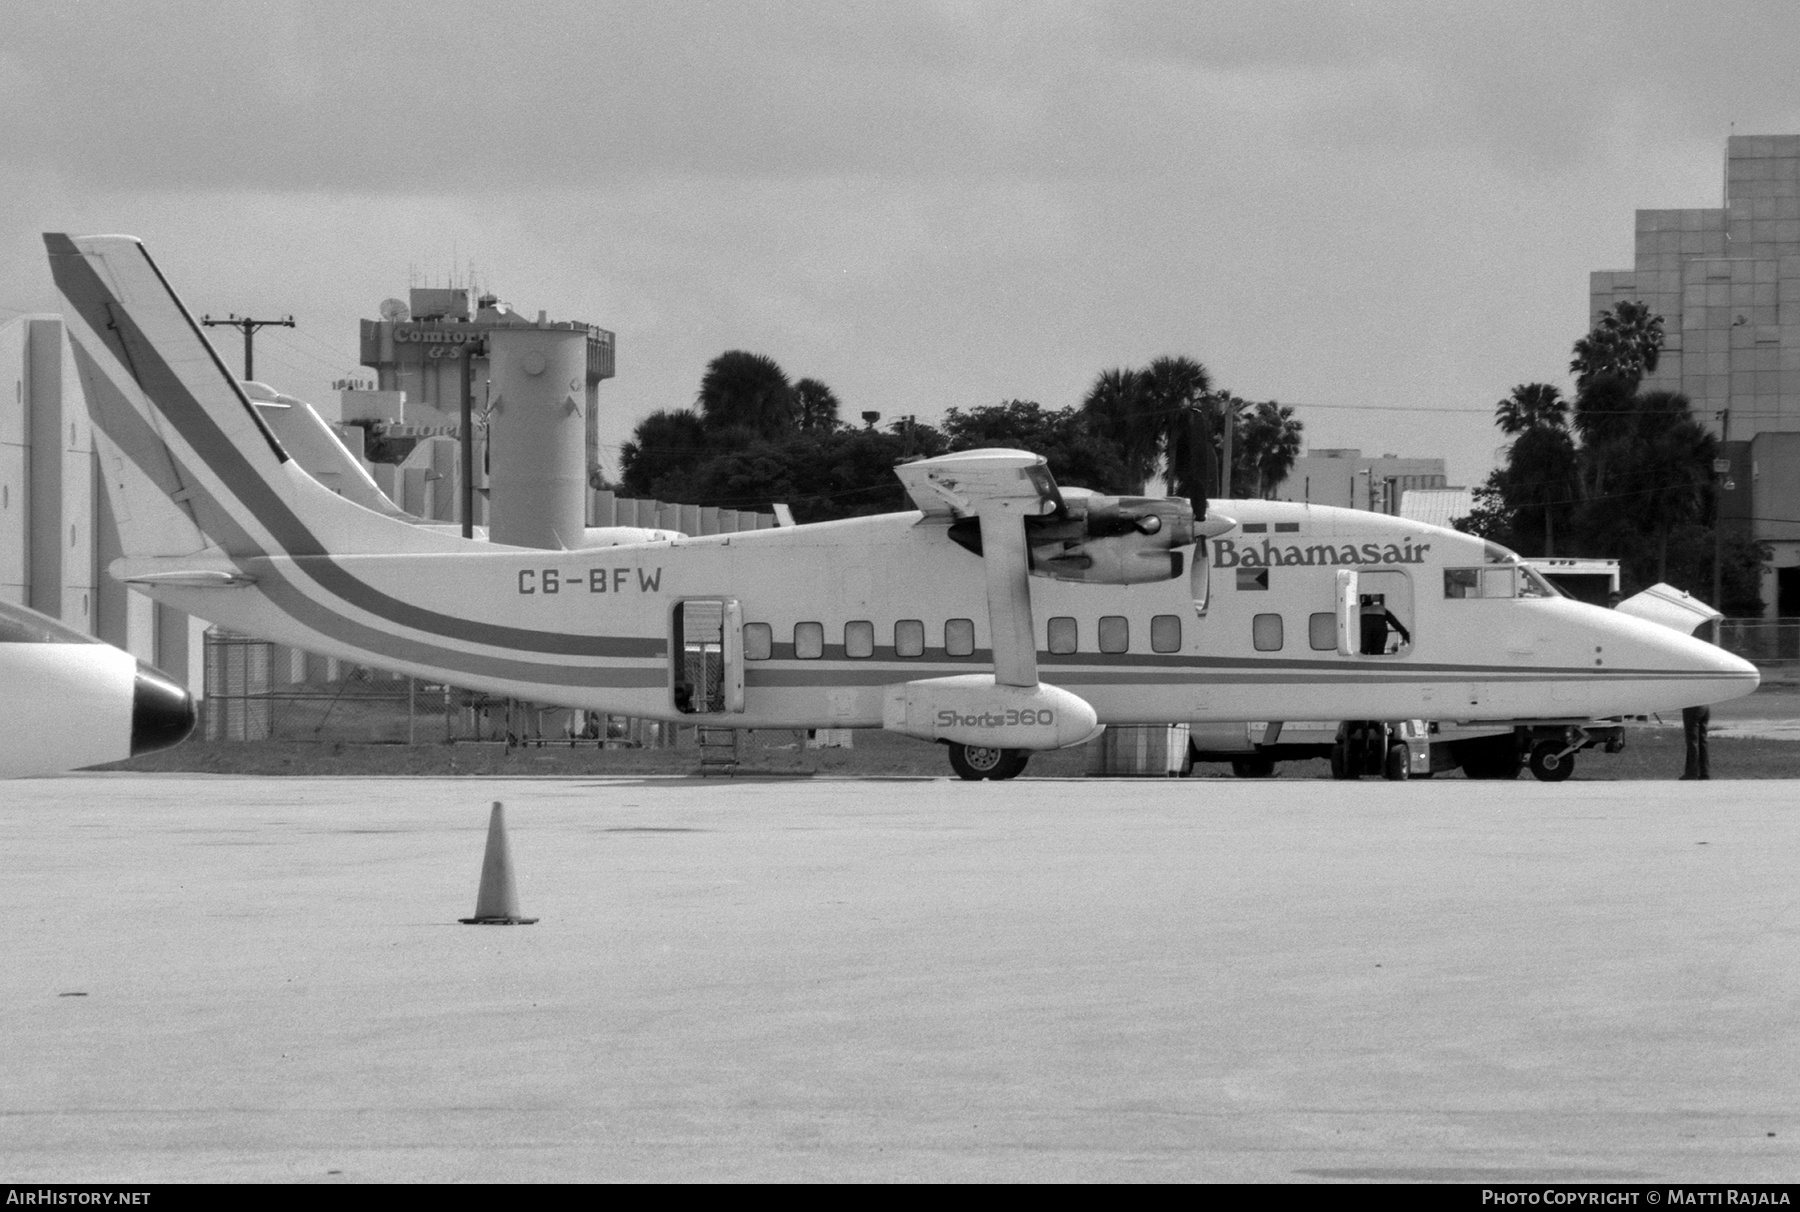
[670, 598, 745, 715]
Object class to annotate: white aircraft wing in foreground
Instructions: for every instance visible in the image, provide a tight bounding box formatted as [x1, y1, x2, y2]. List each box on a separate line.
[0, 600, 196, 777]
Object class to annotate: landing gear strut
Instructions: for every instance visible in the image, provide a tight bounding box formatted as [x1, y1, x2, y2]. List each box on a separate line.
[949, 743, 1030, 781]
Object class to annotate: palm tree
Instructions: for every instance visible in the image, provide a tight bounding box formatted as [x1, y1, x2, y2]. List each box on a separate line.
[1571, 302, 1668, 506]
[1495, 382, 1569, 437]
[1571, 300, 1663, 397]
[696, 351, 794, 438]
[1080, 368, 1157, 492]
[1611, 391, 1715, 583]
[792, 378, 841, 432]
[1493, 383, 1577, 556]
[1142, 356, 1215, 507]
[1232, 399, 1304, 498]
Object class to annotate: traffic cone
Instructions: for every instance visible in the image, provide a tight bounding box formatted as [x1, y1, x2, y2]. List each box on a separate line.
[460, 802, 538, 925]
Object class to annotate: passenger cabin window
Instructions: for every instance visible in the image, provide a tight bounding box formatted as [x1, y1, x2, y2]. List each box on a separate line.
[1150, 614, 1182, 653]
[1098, 615, 1129, 654]
[1047, 616, 1078, 655]
[1253, 613, 1284, 652]
[743, 622, 772, 661]
[945, 618, 975, 657]
[895, 619, 925, 658]
[845, 620, 874, 659]
[794, 621, 824, 659]
[1308, 612, 1335, 651]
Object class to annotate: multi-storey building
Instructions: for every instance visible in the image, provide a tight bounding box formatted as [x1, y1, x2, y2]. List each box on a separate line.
[1590, 134, 1800, 615]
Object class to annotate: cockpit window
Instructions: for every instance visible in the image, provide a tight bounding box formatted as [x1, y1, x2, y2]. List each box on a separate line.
[1519, 565, 1561, 598]
[1483, 541, 1522, 565]
[1445, 563, 1562, 600]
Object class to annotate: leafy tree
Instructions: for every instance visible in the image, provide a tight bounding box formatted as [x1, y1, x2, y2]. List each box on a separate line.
[696, 350, 794, 438]
[618, 408, 710, 498]
[941, 400, 1132, 492]
[669, 424, 949, 523]
[1452, 471, 1520, 546]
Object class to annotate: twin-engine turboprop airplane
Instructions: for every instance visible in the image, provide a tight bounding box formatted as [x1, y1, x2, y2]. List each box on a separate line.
[45, 233, 1759, 779]
[0, 599, 196, 777]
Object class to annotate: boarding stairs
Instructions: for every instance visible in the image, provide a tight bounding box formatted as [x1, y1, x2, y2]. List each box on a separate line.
[697, 726, 741, 776]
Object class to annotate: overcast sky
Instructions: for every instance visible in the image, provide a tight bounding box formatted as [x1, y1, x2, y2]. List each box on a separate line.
[4, 0, 1797, 488]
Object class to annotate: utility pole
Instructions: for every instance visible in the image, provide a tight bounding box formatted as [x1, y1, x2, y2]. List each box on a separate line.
[1712, 407, 1732, 615]
[1218, 396, 1235, 501]
[199, 313, 295, 381]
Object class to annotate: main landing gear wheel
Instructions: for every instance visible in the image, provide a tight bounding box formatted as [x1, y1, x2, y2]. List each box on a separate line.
[1384, 743, 1411, 781]
[949, 743, 1030, 781]
[1528, 740, 1576, 782]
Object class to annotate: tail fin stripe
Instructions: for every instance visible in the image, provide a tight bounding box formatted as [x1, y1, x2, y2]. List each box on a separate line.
[55, 234, 662, 660]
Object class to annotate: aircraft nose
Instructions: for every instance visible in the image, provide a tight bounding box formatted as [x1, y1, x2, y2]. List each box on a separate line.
[1713, 644, 1761, 689]
[131, 662, 197, 756]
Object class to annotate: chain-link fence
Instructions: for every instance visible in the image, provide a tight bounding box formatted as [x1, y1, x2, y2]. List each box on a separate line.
[1719, 619, 1800, 677]
[201, 629, 676, 746]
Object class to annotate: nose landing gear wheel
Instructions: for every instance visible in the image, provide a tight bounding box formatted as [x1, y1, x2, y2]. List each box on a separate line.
[1528, 740, 1575, 782]
[949, 743, 1030, 781]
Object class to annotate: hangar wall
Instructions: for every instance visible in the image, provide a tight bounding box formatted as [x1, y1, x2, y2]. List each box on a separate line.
[0, 315, 206, 693]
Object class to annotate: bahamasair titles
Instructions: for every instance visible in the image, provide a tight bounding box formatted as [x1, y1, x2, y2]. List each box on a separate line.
[44, 234, 1757, 780]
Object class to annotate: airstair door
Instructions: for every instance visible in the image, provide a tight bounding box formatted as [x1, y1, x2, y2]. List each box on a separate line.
[671, 598, 745, 715]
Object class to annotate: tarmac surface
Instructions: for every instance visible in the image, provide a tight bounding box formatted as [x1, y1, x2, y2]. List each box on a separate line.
[3, 773, 1797, 1183]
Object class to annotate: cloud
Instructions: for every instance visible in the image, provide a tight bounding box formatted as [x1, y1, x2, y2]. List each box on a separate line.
[7, 0, 1800, 489]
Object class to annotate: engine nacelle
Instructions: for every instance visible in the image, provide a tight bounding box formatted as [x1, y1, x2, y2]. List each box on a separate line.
[1026, 494, 1196, 585]
[882, 675, 1102, 751]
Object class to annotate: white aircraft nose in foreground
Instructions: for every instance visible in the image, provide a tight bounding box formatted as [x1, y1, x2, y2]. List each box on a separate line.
[44, 233, 1757, 779]
[0, 600, 197, 778]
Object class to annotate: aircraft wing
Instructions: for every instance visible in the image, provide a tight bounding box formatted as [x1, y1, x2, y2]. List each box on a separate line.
[895, 450, 1064, 687]
[894, 449, 1064, 520]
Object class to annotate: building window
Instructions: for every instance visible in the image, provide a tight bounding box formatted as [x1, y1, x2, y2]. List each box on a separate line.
[743, 622, 772, 661]
[1098, 615, 1129, 654]
[1308, 612, 1335, 651]
[1047, 616, 1078, 654]
[1253, 613, 1284, 652]
[894, 619, 924, 658]
[845, 620, 874, 659]
[945, 618, 975, 657]
[1150, 614, 1181, 653]
[794, 621, 823, 660]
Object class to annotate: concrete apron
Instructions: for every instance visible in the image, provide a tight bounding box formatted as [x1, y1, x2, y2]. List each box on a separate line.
[1, 774, 1795, 1182]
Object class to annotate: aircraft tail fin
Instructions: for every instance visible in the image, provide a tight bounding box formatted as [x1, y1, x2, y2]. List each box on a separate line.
[45, 233, 447, 563]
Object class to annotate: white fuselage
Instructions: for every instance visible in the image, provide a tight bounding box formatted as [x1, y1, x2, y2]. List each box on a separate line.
[132, 498, 1756, 734]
